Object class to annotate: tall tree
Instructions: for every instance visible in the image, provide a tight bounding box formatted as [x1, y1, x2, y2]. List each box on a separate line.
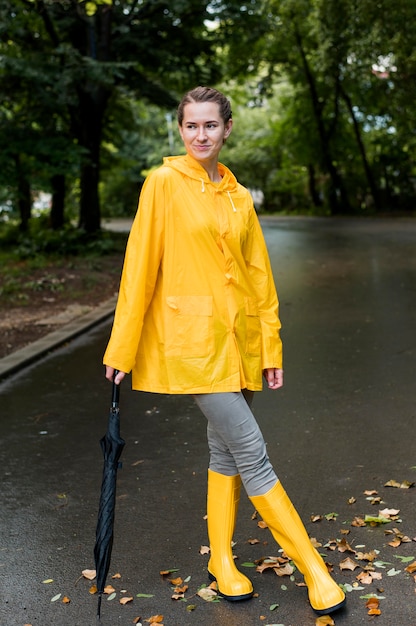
[1, 0, 228, 232]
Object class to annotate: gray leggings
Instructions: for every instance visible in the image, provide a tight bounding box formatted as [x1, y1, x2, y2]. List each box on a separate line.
[193, 391, 278, 497]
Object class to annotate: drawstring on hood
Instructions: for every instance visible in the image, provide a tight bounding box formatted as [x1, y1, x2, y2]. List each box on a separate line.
[200, 178, 205, 193]
[227, 191, 237, 212]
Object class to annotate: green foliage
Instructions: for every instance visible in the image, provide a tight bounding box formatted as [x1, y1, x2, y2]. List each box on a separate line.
[0, 218, 127, 259]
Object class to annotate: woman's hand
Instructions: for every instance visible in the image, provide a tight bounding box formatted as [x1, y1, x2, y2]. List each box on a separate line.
[263, 368, 284, 390]
[105, 366, 126, 385]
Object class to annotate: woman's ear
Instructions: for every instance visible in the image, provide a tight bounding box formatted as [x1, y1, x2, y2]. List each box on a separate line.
[224, 119, 233, 140]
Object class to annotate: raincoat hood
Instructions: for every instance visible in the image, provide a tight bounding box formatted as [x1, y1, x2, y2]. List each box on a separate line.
[163, 154, 239, 210]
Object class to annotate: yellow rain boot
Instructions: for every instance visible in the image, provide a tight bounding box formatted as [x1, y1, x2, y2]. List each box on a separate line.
[250, 481, 346, 615]
[207, 469, 253, 601]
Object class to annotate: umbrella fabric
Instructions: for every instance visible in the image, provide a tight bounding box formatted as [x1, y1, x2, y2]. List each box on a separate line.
[94, 376, 125, 620]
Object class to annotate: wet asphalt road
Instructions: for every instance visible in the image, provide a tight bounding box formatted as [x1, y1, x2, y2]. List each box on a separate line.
[1, 217, 416, 626]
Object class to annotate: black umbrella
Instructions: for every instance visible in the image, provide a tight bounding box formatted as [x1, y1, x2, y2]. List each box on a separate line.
[94, 371, 125, 622]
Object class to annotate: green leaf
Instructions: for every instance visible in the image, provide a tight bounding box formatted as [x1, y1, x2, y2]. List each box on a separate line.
[241, 562, 256, 567]
[387, 568, 401, 576]
[364, 514, 390, 524]
[270, 603, 279, 610]
[360, 594, 386, 600]
[51, 594, 61, 602]
[373, 560, 392, 568]
[394, 555, 414, 563]
[136, 593, 154, 598]
[107, 592, 117, 601]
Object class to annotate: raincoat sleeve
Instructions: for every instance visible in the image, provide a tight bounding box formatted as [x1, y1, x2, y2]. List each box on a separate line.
[103, 171, 166, 373]
[244, 208, 283, 370]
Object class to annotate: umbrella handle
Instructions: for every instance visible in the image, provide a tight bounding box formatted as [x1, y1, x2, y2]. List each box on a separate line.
[112, 369, 120, 407]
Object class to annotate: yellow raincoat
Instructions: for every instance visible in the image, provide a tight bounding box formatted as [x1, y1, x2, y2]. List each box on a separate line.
[103, 154, 282, 393]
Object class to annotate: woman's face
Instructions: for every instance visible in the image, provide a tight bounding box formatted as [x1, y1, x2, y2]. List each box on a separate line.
[178, 101, 232, 165]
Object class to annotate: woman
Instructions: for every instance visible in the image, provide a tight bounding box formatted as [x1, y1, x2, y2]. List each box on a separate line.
[103, 86, 345, 616]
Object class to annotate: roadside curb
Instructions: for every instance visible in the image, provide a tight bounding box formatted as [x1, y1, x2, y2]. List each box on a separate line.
[0, 296, 117, 381]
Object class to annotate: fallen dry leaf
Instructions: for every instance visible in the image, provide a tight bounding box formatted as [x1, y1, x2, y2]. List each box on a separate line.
[365, 596, 381, 615]
[405, 561, 416, 574]
[379, 508, 400, 520]
[356, 550, 378, 562]
[348, 496, 357, 504]
[274, 562, 295, 577]
[311, 537, 322, 548]
[336, 538, 356, 553]
[82, 569, 96, 580]
[351, 516, 367, 527]
[62, 596, 71, 604]
[385, 527, 411, 547]
[258, 520, 268, 529]
[248, 538, 260, 545]
[310, 514, 323, 522]
[384, 479, 414, 489]
[315, 616, 335, 625]
[145, 616, 164, 624]
[119, 596, 133, 605]
[200, 545, 210, 555]
[168, 577, 183, 586]
[89, 585, 98, 595]
[356, 571, 383, 585]
[197, 587, 218, 601]
[364, 490, 378, 496]
[112, 572, 122, 579]
[369, 496, 382, 505]
[339, 557, 360, 571]
[104, 584, 116, 594]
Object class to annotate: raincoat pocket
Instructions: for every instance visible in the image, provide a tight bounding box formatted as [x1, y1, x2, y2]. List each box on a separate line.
[244, 296, 262, 355]
[165, 295, 214, 357]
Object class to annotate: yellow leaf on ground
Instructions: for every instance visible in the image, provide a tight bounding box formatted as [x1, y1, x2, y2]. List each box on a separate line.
[82, 569, 96, 580]
[145, 615, 164, 623]
[258, 520, 268, 529]
[104, 585, 116, 594]
[62, 596, 71, 604]
[112, 572, 122, 579]
[168, 577, 183, 586]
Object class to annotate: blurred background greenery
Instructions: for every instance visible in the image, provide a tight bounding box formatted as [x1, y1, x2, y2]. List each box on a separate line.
[0, 0, 415, 249]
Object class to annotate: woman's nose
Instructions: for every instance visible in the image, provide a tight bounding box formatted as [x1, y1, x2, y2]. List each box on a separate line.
[197, 126, 207, 140]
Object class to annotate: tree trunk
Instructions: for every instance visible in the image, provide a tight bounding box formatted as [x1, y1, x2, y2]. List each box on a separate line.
[307, 164, 323, 207]
[340, 85, 382, 211]
[50, 173, 66, 230]
[14, 155, 32, 232]
[76, 5, 112, 233]
[293, 25, 350, 214]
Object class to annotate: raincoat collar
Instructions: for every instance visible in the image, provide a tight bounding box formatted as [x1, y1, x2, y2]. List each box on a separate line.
[163, 154, 239, 194]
